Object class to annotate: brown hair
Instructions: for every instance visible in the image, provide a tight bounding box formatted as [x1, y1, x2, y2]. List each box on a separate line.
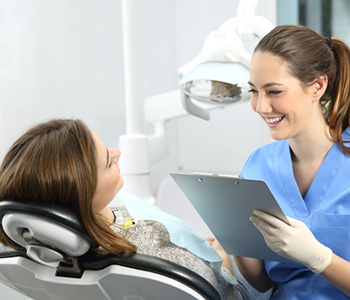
[255, 25, 350, 153]
[0, 119, 137, 253]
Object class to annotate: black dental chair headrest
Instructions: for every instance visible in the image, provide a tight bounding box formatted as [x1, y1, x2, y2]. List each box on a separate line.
[0, 199, 98, 248]
[0, 199, 221, 300]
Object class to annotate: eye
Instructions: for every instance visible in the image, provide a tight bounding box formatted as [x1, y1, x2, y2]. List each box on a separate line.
[107, 157, 112, 168]
[268, 90, 282, 95]
[248, 89, 258, 94]
[108, 154, 119, 168]
[108, 155, 117, 168]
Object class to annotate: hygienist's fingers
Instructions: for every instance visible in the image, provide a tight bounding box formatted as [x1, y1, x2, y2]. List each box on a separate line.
[250, 215, 276, 236]
[253, 209, 290, 230]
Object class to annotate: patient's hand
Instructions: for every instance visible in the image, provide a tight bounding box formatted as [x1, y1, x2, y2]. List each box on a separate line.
[206, 237, 232, 272]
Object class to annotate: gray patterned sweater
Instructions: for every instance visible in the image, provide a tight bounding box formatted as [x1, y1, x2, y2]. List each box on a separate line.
[110, 205, 237, 299]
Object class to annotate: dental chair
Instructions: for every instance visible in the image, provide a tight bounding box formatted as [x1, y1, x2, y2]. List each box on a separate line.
[0, 199, 220, 300]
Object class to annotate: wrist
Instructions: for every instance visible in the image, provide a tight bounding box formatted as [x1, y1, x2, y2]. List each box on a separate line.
[307, 245, 333, 274]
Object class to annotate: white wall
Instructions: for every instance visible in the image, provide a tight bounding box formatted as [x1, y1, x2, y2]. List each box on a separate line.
[0, 0, 276, 298]
[0, 0, 126, 157]
[0, 0, 275, 192]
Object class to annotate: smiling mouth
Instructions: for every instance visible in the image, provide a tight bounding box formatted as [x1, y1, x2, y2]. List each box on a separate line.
[265, 116, 285, 126]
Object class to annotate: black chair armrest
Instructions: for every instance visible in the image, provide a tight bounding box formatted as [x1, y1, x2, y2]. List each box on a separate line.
[80, 252, 221, 300]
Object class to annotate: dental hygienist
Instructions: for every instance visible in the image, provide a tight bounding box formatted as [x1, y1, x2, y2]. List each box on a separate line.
[235, 25, 350, 299]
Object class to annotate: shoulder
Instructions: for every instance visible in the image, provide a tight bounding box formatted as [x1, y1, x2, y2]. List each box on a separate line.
[240, 140, 287, 179]
[244, 140, 284, 166]
[249, 140, 280, 157]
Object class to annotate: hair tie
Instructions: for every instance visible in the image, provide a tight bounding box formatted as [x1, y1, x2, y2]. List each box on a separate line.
[326, 37, 333, 49]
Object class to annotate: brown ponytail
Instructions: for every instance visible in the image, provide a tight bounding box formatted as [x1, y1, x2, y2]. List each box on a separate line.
[327, 38, 350, 151]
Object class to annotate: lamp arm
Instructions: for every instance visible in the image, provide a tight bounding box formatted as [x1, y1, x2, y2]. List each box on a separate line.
[144, 89, 221, 165]
[148, 122, 168, 165]
[236, 0, 260, 37]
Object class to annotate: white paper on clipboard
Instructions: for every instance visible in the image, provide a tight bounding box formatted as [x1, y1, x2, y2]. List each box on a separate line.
[170, 172, 296, 264]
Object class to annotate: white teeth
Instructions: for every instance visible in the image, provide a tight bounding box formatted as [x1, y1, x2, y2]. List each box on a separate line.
[266, 116, 284, 124]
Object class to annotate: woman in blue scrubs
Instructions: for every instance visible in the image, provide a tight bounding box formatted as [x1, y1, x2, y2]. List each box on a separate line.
[235, 25, 350, 299]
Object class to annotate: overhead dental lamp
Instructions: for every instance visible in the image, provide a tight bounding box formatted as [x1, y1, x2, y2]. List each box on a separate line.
[179, 24, 251, 104]
[178, 0, 274, 120]
[117, 0, 274, 204]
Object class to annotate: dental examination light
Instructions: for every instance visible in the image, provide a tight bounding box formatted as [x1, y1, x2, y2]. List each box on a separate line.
[116, 0, 274, 205]
[178, 0, 274, 120]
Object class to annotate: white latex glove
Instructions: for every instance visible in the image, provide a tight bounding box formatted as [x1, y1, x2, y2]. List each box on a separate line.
[250, 210, 333, 273]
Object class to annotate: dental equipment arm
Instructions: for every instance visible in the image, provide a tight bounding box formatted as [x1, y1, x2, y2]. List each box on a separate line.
[117, 89, 218, 205]
[117, 0, 274, 204]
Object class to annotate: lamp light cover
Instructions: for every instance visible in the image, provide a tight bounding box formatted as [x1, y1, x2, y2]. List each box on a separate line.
[178, 19, 252, 118]
[179, 61, 250, 104]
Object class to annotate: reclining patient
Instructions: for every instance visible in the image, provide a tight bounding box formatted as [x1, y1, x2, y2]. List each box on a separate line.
[0, 118, 241, 300]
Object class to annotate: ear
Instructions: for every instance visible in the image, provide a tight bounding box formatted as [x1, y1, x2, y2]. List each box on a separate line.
[312, 75, 328, 102]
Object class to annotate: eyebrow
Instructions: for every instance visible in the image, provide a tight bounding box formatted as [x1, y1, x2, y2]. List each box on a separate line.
[248, 81, 284, 88]
[105, 147, 109, 169]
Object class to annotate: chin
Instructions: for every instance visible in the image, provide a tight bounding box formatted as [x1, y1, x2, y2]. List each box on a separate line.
[119, 178, 124, 190]
[115, 180, 124, 195]
[269, 130, 289, 141]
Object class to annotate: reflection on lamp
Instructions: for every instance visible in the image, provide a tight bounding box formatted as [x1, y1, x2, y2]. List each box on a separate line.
[180, 63, 250, 105]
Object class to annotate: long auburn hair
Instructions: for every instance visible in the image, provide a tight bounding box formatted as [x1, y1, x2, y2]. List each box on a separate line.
[0, 119, 136, 253]
[255, 25, 350, 153]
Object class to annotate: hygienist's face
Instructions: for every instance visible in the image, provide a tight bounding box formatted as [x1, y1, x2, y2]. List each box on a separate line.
[249, 51, 318, 141]
[92, 131, 123, 213]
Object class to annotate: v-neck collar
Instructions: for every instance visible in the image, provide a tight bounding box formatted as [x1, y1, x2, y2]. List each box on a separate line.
[278, 139, 347, 217]
[305, 141, 347, 211]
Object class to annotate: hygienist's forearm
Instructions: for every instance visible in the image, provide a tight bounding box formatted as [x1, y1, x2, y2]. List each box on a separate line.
[321, 253, 350, 297]
[234, 256, 274, 292]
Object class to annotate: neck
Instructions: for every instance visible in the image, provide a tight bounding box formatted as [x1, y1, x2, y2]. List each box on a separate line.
[289, 122, 333, 163]
[288, 100, 335, 161]
[98, 206, 115, 225]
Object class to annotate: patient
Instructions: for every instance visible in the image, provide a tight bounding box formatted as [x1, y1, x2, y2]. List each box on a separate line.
[0, 118, 239, 299]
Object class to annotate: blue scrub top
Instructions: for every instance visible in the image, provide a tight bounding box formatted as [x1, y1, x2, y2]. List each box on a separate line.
[240, 127, 350, 299]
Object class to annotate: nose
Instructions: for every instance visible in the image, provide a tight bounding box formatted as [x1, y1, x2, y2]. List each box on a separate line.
[251, 94, 272, 114]
[109, 148, 121, 163]
[115, 148, 121, 157]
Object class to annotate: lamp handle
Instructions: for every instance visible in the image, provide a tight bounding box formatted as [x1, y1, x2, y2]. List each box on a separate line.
[181, 92, 210, 121]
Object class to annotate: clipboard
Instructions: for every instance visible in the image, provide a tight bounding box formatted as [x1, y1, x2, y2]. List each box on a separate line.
[170, 172, 295, 264]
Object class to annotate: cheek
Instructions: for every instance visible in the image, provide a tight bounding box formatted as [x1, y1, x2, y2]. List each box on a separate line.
[105, 173, 119, 192]
[96, 168, 122, 197]
[108, 167, 123, 193]
[269, 95, 294, 114]
[111, 174, 121, 189]
[94, 174, 116, 200]
[250, 96, 256, 111]
[250, 97, 257, 112]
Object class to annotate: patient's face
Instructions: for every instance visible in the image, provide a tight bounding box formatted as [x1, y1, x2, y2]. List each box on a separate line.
[91, 131, 124, 216]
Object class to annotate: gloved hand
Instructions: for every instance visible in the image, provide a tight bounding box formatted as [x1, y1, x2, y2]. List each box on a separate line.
[250, 210, 333, 273]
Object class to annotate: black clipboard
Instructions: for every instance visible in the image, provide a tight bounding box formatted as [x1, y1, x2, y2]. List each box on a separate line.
[170, 172, 295, 264]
